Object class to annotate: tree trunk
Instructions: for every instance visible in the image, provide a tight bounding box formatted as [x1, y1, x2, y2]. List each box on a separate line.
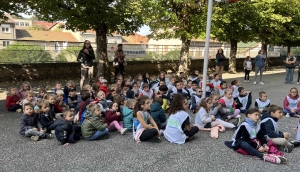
[287, 46, 291, 54]
[261, 40, 268, 69]
[178, 36, 191, 74]
[229, 39, 237, 73]
[95, 24, 111, 83]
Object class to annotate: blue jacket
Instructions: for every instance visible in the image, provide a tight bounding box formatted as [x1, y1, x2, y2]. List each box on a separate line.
[122, 106, 133, 129]
[260, 113, 284, 138]
[254, 54, 266, 67]
[150, 102, 167, 124]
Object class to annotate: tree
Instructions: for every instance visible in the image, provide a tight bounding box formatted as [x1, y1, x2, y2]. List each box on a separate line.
[140, 0, 207, 74]
[57, 45, 82, 62]
[212, 0, 256, 73]
[0, 42, 53, 63]
[28, 0, 144, 81]
[0, 1, 26, 21]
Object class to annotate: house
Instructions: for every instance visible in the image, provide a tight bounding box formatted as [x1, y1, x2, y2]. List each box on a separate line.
[0, 14, 16, 48]
[14, 18, 32, 28]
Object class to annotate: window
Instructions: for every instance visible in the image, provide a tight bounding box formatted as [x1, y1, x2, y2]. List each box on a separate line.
[54, 42, 60, 51]
[1, 24, 10, 33]
[25, 22, 29, 26]
[3, 41, 10, 48]
[20, 22, 24, 26]
[15, 22, 19, 26]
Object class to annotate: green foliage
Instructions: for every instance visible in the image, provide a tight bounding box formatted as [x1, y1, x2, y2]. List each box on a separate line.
[0, 0, 25, 20]
[57, 45, 81, 62]
[0, 42, 53, 63]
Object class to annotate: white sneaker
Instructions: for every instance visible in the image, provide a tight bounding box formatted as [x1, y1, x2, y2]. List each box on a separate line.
[297, 82, 299, 85]
[234, 115, 241, 119]
[286, 113, 290, 118]
[120, 128, 128, 135]
[159, 129, 164, 136]
[254, 81, 256, 85]
[259, 82, 264, 85]
[247, 80, 250, 83]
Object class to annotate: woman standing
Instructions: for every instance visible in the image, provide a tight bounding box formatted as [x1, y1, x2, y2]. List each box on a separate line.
[215, 49, 226, 80]
[285, 52, 296, 84]
[254, 50, 266, 85]
[77, 40, 95, 90]
[114, 44, 126, 80]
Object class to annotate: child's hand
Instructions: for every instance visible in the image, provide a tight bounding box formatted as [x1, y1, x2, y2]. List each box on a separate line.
[40, 129, 45, 133]
[217, 104, 222, 109]
[263, 145, 269, 152]
[283, 132, 290, 140]
[64, 143, 70, 146]
[211, 115, 215, 121]
[292, 127, 298, 131]
[259, 109, 264, 113]
[32, 128, 38, 131]
[116, 112, 121, 116]
[258, 146, 265, 152]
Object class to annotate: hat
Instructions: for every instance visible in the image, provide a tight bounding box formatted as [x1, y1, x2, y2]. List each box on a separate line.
[102, 79, 108, 83]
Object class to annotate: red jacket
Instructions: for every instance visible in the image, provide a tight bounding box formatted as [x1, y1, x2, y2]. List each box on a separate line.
[104, 110, 121, 125]
[54, 102, 63, 113]
[6, 94, 20, 110]
[100, 85, 109, 95]
[219, 97, 236, 110]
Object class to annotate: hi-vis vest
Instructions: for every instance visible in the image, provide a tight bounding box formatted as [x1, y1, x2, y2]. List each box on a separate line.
[232, 122, 258, 146]
[238, 95, 249, 110]
[286, 96, 299, 110]
[255, 99, 270, 109]
[258, 117, 278, 139]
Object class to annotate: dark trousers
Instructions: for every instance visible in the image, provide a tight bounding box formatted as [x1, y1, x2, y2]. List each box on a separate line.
[244, 69, 250, 80]
[298, 71, 300, 82]
[8, 104, 22, 111]
[140, 128, 158, 141]
[114, 65, 125, 79]
[184, 126, 199, 141]
[239, 141, 263, 159]
[55, 126, 81, 144]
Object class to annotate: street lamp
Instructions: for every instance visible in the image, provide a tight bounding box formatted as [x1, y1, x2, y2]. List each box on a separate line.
[201, 0, 239, 98]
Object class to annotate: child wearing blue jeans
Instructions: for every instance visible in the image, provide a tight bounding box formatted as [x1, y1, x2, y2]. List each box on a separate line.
[81, 104, 109, 141]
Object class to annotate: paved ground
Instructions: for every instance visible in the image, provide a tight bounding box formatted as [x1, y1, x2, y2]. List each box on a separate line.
[1, 69, 300, 172]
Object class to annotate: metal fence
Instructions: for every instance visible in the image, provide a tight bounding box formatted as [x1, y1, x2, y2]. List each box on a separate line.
[0, 44, 297, 64]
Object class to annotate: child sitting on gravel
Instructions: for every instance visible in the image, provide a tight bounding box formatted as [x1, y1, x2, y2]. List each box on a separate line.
[283, 87, 300, 118]
[6, 87, 22, 112]
[20, 91, 38, 109]
[38, 100, 55, 133]
[81, 104, 109, 141]
[259, 105, 294, 153]
[255, 91, 270, 114]
[20, 103, 51, 141]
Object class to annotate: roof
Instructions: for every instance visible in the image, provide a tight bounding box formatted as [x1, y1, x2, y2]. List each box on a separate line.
[1, 14, 15, 23]
[16, 29, 79, 42]
[33, 21, 57, 30]
[122, 33, 148, 44]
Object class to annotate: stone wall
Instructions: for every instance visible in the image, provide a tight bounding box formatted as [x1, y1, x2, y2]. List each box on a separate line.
[0, 57, 284, 82]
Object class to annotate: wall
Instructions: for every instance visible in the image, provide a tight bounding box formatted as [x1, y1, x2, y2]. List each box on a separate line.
[0, 57, 284, 82]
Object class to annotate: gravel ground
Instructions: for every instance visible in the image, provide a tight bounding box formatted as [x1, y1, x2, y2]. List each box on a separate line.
[1, 69, 300, 172]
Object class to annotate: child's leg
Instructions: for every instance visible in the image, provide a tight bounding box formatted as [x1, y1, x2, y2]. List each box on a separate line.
[184, 126, 199, 140]
[228, 109, 240, 118]
[85, 128, 109, 141]
[271, 138, 293, 147]
[73, 126, 81, 141]
[239, 141, 263, 159]
[24, 129, 44, 137]
[8, 104, 22, 111]
[139, 128, 158, 141]
[118, 121, 124, 128]
[298, 71, 300, 82]
[247, 70, 250, 80]
[244, 69, 247, 80]
[108, 121, 122, 131]
[211, 119, 235, 128]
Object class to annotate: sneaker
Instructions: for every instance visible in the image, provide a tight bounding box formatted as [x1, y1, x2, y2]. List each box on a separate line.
[148, 137, 161, 143]
[159, 129, 164, 136]
[297, 82, 299, 85]
[234, 114, 241, 119]
[51, 130, 55, 135]
[100, 134, 110, 140]
[263, 154, 281, 164]
[254, 81, 256, 85]
[16, 109, 22, 113]
[227, 116, 232, 120]
[31, 136, 39, 141]
[120, 128, 128, 135]
[278, 145, 293, 153]
[290, 140, 300, 147]
[259, 82, 264, 85]
[244, 80, 247, 83]
[285, 113, 290, 118]
[278, 156, 287, 164]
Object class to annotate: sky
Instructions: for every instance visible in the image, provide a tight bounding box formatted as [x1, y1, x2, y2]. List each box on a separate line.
[20, 13, 151, 36]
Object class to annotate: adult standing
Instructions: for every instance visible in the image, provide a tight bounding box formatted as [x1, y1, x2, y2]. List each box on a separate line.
[77, 40, 95, 90]
[254, 50, 266, 85]
[285, 52, 296, 84]
[215, 48, 226, 80]
[113, 44, 126, 80]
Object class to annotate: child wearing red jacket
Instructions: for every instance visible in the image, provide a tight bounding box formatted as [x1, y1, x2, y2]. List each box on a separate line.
[100, 79, 109, 96]
[104, 101, 128, 135]
[6, 87, 22, 112]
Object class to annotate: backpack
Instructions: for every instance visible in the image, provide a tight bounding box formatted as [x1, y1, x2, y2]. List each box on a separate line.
[80, 109, 87, 124]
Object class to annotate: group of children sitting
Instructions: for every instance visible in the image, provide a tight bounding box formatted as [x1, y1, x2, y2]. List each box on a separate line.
[5, 71, 300, 164]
